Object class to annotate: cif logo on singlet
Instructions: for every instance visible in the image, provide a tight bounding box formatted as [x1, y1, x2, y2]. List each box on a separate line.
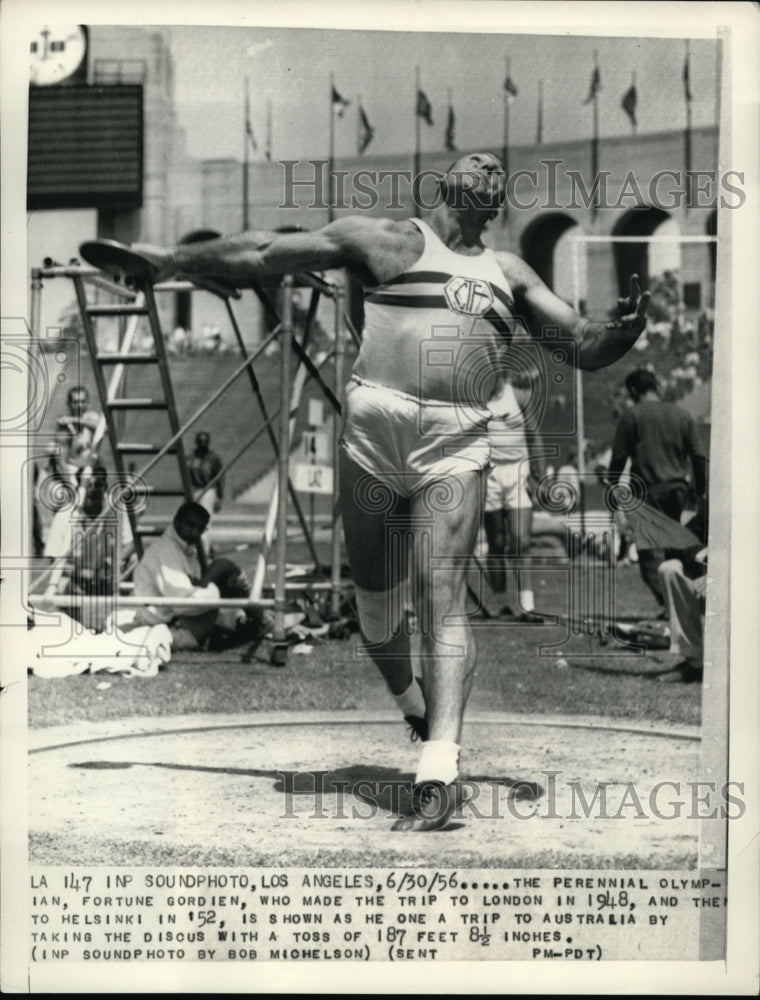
[444, 276, 494, 316]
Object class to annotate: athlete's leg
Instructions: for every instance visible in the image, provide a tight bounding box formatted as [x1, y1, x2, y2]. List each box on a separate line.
[339, 449, 413, 695]
[410, 469, 485, 745]
[483, 509, 507, 594]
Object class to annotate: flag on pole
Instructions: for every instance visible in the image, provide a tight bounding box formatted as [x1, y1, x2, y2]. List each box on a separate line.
[332, 85, 350, 117]
[358, 103, 375, 154]
[445, 102, 457, 152]
[683, 53, 693, 102]
[416, 89, 433, 126]
[621, 84, 637, 127]
[503, 74, 518, 101]
[583, 66, 601, 104]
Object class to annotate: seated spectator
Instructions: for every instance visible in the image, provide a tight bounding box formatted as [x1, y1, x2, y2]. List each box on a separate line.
[44, 465, 135, 631]
[656, 546, 707, 683]
[50, 385, 101, 492]
[131, 501, 259, 651]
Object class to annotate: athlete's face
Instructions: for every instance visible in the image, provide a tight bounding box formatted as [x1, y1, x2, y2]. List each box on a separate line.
[444, 153, 506, 218]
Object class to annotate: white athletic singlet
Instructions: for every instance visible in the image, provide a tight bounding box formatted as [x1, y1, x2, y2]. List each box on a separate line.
[488, 380, 529, 463]
[353, 218, 516, 404]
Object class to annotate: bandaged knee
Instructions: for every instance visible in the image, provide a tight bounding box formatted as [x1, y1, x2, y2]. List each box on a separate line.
[354, 582, 408, 643]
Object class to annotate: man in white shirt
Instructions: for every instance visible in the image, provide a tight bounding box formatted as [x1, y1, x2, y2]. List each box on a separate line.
[132, 502, 250, 650]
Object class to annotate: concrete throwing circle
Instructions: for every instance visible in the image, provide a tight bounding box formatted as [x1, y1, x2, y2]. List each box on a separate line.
[29, 712, 701, 868]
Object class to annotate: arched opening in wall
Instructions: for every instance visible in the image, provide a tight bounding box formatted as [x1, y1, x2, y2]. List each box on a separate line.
[520, 213, 581, 297]
[175, 229, 222, 330]
[611, 207, 674, 298]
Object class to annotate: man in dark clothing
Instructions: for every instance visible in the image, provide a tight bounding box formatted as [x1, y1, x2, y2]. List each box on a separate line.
[608, 368, 707, 606]
[188, 431, 224, 514]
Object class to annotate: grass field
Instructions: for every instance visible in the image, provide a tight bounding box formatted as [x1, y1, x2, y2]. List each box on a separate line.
[28, 564, 700, 732]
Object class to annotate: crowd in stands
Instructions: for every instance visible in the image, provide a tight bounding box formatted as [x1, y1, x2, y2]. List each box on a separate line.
[611, 271, 713, 408]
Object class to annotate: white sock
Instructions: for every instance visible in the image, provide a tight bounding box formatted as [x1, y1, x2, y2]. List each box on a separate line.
[519, 589, 535, 612]
[415, 740, 460, 786]
[393, 677, 426, 719]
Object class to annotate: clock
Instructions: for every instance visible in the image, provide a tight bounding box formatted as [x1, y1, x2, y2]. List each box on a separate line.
[30, 25, 88, 86]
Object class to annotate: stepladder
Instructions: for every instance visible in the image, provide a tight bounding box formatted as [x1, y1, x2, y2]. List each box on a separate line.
[70, 257, 204, 570]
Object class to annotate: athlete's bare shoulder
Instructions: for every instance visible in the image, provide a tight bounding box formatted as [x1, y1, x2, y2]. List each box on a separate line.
[324, 216, 424, 285]
[324, 215, 420, 247]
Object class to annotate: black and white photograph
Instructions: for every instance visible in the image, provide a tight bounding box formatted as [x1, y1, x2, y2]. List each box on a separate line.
[1, 0, 758, 992]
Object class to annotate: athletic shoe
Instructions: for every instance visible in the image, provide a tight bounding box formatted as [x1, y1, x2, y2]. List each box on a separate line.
[391, 780, 471, 832]
[404, 714, 428, 742]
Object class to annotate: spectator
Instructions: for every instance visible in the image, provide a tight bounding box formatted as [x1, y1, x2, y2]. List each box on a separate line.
[188, 432, 224, 514]
[656, 544, 707, 684]
[608, 368, 707, 609]
[131, 501, 255, 651]
[483, 370, 546, 621]
[170, 325, 188, 355]
[51, 385, 101, 492]
[44, 465, 135, 631]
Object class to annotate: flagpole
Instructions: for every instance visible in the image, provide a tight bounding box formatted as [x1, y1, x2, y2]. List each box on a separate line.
[537, 78, 543, 145]
[243, 75, 250, 230]
[591, 49, 599, 221]
[328, 72, 335, 223]
[414, 65, 421, 219]
[502, 56, 510, 223]
[684, 39, 693, 210]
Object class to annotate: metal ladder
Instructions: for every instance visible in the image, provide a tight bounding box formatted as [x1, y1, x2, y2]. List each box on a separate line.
[72, 274, 198, 562]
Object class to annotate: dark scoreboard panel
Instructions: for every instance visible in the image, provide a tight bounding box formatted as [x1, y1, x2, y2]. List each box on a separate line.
[27, 85, 143, 210]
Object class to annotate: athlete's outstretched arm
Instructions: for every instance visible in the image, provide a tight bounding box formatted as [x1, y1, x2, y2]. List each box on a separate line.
[499, 253, 650, 371]
[134, 217, 379, 286]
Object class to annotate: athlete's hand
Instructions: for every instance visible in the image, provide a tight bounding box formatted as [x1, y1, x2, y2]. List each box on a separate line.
[606, 274, 650, 333]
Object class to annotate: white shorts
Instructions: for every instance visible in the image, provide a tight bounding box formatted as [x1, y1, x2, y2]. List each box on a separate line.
[340, 375, 491, 498]
[485, 460, 532, 512]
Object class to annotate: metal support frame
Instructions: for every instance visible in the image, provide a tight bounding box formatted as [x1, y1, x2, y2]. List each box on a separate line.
[273, 276, 294, 646]
[223, 293, 321, 571]
[330, 285, 346, 616]
[30, 263, 354, 657]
